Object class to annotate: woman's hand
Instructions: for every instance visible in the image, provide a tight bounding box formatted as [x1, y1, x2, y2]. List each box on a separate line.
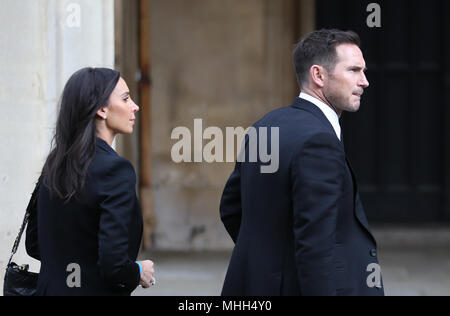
[138, 260, 155, 288]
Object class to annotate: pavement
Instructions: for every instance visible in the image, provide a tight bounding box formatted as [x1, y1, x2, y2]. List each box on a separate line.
[133, 226, 450, 296]
[133, 251, 229, 296]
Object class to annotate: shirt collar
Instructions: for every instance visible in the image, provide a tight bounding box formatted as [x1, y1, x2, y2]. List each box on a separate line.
[299, 92, 341, 141]
[96, 137, 118, 155]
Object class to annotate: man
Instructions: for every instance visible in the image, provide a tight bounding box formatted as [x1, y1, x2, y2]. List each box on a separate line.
[220, 29, 384, 296]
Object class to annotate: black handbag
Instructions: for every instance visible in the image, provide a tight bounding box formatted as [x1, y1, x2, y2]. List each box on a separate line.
[3, 179, 41, 296]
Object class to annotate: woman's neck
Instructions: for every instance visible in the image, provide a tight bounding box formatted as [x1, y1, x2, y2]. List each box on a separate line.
[96, 129, 115, 147]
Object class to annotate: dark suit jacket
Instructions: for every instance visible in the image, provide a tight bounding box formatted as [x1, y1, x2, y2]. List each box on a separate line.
[26, 138, 143, 296]
[220, 98, 384, 296]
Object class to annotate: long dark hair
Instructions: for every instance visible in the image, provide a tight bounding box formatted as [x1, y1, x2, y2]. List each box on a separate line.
[42, 67, 120, 202]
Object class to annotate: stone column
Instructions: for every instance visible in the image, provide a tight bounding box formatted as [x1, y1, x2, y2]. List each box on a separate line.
[0, 0, 114, 293]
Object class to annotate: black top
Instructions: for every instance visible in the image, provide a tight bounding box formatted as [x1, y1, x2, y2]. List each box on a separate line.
[26, 138, 143, 296]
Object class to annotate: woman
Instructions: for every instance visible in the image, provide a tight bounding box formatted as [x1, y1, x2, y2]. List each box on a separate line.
[25, 67, 155, 296]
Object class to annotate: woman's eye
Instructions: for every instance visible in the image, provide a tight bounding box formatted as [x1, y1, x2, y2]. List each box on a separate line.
[123, 97, 129, 102]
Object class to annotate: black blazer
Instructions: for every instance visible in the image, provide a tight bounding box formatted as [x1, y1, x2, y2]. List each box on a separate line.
[26, 138, 143, 296]
[220, 98, 384, 296]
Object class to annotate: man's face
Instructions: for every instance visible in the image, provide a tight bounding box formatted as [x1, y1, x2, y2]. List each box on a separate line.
[323, 44, 369, 114]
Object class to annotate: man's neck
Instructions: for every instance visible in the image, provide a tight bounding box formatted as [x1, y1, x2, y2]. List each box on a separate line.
[301, 88, 342, 117]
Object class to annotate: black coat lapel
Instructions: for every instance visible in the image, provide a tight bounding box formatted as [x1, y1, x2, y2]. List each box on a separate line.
[293, 97, 376, 245]
[291, 98, 341, 142]
[345, 157, 377, 246]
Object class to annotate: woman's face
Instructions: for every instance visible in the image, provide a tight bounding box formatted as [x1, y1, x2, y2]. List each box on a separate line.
[104, 77, 139, 135]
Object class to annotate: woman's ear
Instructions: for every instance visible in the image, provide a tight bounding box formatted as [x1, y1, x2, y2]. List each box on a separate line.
[309, 65, 326, 88]
[96, 107, 108, 120]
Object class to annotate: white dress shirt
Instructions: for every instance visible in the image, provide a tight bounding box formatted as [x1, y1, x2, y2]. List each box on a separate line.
[299, 92, 341, 141]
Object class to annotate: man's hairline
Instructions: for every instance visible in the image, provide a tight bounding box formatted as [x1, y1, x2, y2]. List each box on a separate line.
[300, 43, 362, 89]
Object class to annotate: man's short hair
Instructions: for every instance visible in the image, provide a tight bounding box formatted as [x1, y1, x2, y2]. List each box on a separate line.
[293, 29, 361, 90]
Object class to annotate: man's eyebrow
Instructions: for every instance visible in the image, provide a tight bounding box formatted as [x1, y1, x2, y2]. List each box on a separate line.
[348, 66, 368, 71]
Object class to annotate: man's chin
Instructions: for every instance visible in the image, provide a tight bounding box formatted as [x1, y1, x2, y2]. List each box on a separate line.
[345, 102, 361, 113]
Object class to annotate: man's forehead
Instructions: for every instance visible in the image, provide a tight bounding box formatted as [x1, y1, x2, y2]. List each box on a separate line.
[335, 44, 366, 65]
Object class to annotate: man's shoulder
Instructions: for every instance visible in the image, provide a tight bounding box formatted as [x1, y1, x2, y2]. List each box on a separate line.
[248, 101, 340, 156]
[253, 102, 328, 133]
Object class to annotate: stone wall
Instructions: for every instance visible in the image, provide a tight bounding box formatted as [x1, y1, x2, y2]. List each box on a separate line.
[0, 0, 115, 293]
[148, 0, 313, 250]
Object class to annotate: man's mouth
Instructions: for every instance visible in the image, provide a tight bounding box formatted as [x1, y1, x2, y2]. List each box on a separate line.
[353, 90, 364, 98]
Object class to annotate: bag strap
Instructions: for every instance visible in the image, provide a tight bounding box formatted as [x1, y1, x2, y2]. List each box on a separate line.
[7, 176, 42, 266]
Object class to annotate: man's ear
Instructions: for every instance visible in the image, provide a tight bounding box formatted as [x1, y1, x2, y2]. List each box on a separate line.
[96, 107, 108, 120]
[309, 65, 326, 88]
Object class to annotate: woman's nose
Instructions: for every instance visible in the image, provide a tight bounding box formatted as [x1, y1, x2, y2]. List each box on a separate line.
[132, 100, 139, 112]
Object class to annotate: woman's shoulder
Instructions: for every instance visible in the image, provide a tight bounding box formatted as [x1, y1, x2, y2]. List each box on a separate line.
[90, 147, 137, 184]
[84, 151, 137, 204]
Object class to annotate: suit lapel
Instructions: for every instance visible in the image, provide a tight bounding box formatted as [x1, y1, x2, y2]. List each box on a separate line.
[292, 98, 376, 244]
[293, 98, 376, 245]
[345, 157, 377, 246]
[340, 126, 372, 240]
[291, 98, 343, 144]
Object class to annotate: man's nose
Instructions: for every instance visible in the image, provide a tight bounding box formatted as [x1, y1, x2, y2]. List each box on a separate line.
[360, 73, 369, 88]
